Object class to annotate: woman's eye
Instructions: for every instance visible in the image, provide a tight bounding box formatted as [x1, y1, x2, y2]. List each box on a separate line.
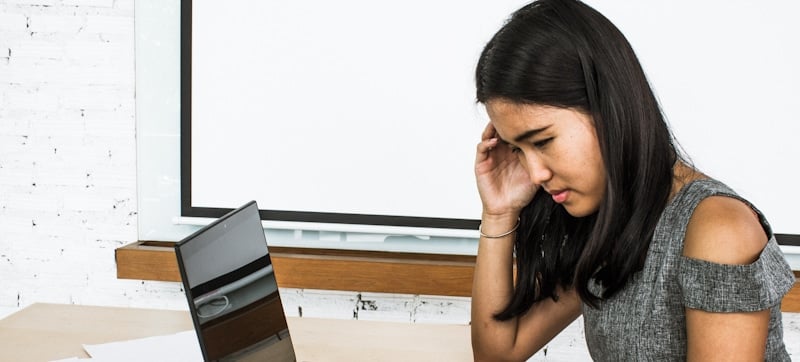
[533, 138, 553, 148]
[501, 140, 522, 154]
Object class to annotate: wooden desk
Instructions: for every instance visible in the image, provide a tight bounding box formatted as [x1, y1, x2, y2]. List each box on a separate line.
[0, 303, 473, 361]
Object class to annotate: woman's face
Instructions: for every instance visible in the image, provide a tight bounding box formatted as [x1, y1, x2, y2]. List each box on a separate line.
[486, 99, 606, 217]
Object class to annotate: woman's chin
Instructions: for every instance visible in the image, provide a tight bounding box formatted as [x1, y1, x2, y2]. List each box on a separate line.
[563, 203, 598, 218]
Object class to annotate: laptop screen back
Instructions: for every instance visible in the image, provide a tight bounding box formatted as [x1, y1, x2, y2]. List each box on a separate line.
[175, 201, 296, 361]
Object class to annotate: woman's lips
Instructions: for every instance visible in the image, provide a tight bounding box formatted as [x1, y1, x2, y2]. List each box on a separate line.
[550, 190, 569, 203]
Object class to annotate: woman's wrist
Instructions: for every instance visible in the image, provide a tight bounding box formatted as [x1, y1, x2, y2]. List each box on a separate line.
[479, 212, 521, 238]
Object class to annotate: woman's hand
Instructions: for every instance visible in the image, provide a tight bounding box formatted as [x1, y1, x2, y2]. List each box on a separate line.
[473, 123, 574, 362]
[475, 122, 539, 217]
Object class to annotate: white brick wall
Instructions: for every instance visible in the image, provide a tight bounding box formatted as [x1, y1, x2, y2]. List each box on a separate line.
[0, 0, 174, 314]
[278, 289, 472, 325]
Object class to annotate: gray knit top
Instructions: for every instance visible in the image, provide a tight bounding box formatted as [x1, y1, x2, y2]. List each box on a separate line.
[582, 179, 795, 361]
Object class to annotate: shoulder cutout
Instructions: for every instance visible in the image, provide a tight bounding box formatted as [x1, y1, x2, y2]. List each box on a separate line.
[683, 196, 768, 265]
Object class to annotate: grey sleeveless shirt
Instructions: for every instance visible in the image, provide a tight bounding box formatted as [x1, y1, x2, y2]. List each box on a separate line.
[582, 179, 794, 361]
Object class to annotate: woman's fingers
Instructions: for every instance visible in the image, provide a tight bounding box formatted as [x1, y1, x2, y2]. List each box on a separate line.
[477, 137, 499, 154]
[481, 122, 497, 141]
[475, 137, 502, 172]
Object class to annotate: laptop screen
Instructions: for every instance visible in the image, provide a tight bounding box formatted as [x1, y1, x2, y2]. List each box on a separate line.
[175, 201, 296, 361]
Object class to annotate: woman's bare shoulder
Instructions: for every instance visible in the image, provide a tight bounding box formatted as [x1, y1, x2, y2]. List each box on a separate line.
[683, 195, 768, 265]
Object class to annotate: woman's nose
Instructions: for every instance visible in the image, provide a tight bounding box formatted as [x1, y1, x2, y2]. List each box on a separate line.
[526, 156, 553, 185]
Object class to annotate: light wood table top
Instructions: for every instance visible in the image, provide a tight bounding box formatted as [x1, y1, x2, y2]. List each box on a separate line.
[0, 303, 473, 361]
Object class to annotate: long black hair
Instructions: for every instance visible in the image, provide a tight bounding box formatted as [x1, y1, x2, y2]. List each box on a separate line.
[475, 0, 678, 317]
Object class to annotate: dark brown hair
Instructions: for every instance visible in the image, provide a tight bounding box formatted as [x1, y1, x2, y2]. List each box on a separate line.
[475, 0, 677, 317]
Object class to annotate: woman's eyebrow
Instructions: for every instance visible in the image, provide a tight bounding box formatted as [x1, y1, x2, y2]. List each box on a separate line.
[513, 125, 551, 143]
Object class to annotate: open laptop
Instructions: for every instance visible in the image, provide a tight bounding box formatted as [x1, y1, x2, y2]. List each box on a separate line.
[175, 201, 297, 361]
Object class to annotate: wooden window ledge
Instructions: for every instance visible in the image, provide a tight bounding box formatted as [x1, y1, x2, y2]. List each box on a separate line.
[115, 241, 476, 297]
[115, 241, 800, 312]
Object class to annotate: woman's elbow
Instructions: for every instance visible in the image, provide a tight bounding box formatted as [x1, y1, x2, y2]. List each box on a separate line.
[471, 338, 534, 362]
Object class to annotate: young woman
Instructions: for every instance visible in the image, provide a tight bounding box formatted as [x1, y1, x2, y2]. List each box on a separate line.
[470, 1, 795, 361]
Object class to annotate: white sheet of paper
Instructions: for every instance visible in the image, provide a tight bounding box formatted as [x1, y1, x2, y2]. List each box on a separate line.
[82, 330, 203, 362]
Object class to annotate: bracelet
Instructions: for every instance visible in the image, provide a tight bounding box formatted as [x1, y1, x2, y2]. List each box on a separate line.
[478, 218, 520, 238]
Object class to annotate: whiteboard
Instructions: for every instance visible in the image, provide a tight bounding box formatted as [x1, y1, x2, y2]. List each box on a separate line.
[185, 1, 799, 235]
[187, 0, 529, 229]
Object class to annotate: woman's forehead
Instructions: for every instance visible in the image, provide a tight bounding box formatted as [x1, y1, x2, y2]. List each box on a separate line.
[486, 100, 596, 140]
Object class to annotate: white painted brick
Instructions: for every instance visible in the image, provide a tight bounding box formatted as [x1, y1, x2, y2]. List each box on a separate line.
[12, 239, 72, 262]
[0, 215, 35, 234]
[61, 88, 134, 111]
[62, 190, 116, 211]
[81, 287, 177, 309]
[1, 37, 17, 55]
[0, 262, 32, 285]
[87, 173, 137, 190]
[53, 135, 133, 156]
[30, 30, 90, 44]
[2, 85, 61, 111]
[62, 0, 114, 7]
[0, 0, 143, 316]
[5, 190, 60, 212]
[84, 119, 136, 137]
[357, 292, 415, 322]
[117, 278, 185, 298]
[0, 207, 43, 225]
[34, 266, 91, 289]
[84, 14, 132, 35]
[0, 61, 133, 85]
[413, 295, 471, 324]
[0, 13, 27, 32]
[4, 133, 47, 151]
[53, 211, 135, 238]
[1, 99, 60, 119]
[277, 289, 477, 325]
[83, 31, 130, 45]
[4, 39, 64, 60]
[0, 87, 6, 112]
[0, 267, 16, 298]
[0, 174, 33, 191]
[0, 118, 31, 136]
[17, 287, 74, 308]
[82, 104, 135, 122]
[22, 216, 86, 241]
[296, 289, 359, 320]
[31, 166, 89, 187]
[784, 313, 800, 358]
[278, 288, 303, 318]
[113, 0, 134, 12]
[110, 280, 188, 310]
[3, 0, 58, 6]
[28, 14, 87, 34]
[529, 317, 592, 361]
[25, 121, 86, 140]
[0, 135, 34, 156]
[24, 235, 86, 256]
[77, 221, 137, 242]
[63, 39, 132, 65]
[35, 151, 116, 173]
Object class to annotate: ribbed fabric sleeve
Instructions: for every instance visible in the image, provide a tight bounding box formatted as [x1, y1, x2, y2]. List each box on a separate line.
[679, 238, 794, 312]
